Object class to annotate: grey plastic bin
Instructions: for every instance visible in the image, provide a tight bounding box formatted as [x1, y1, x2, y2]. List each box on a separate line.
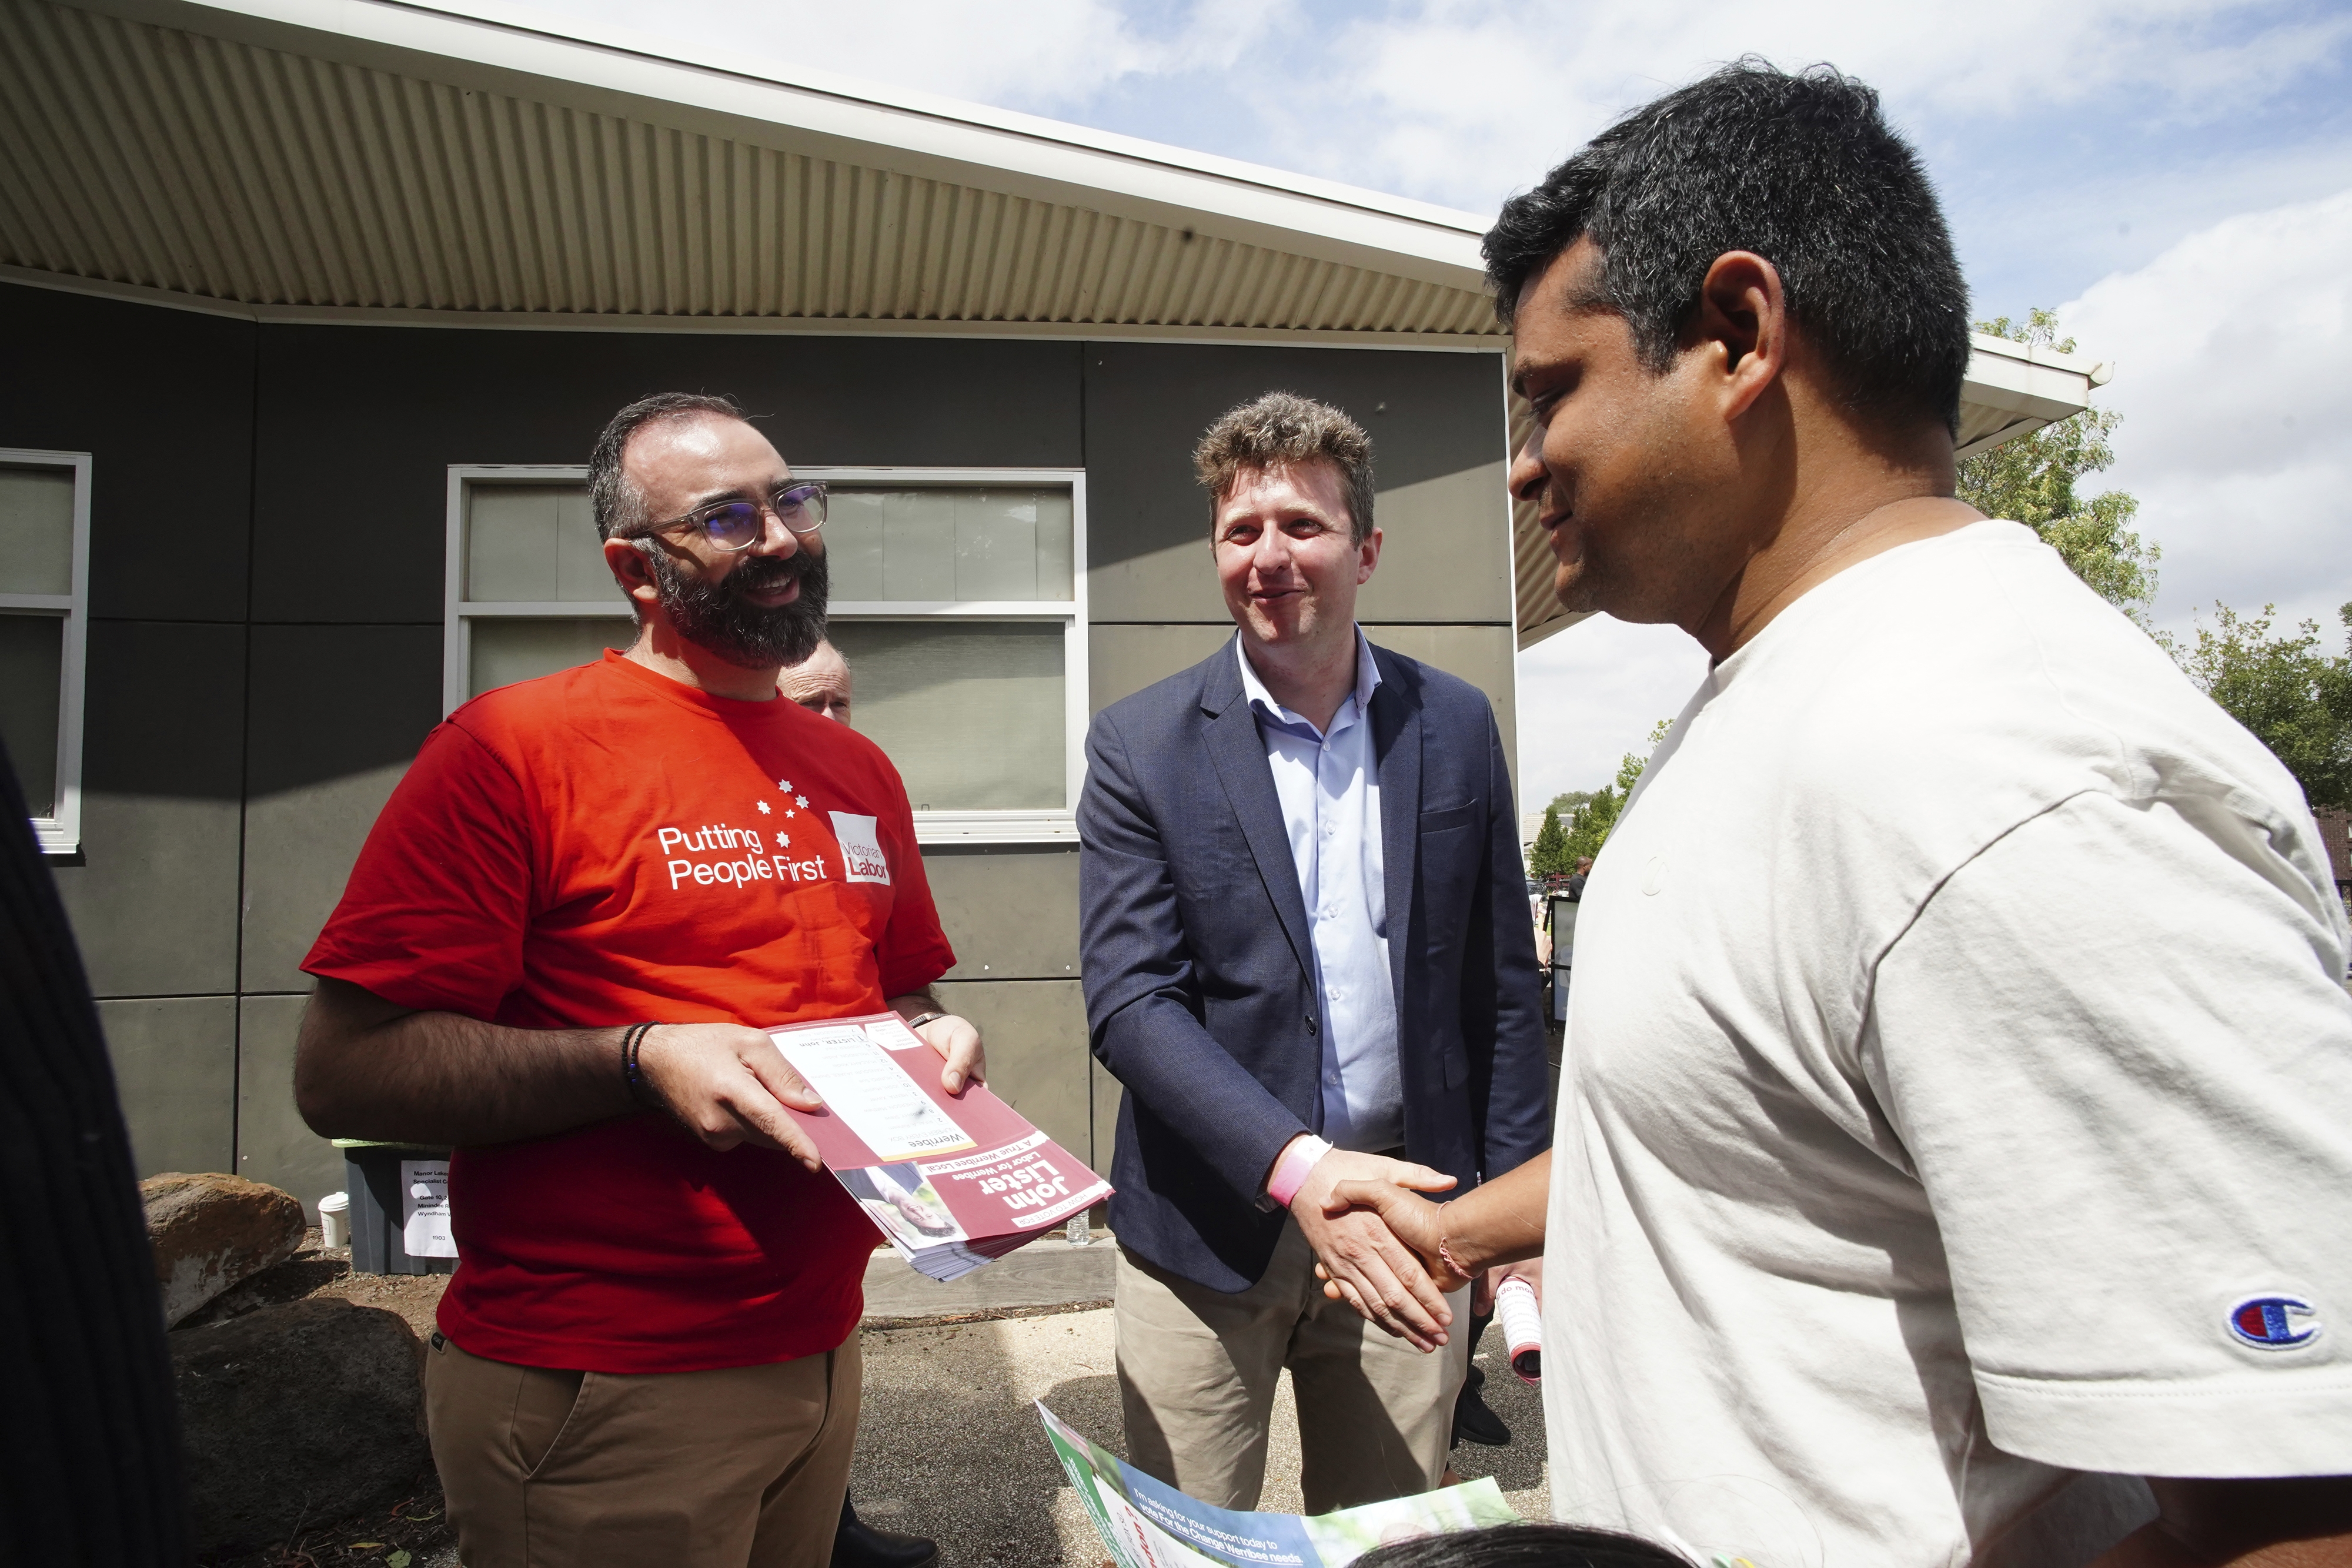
[336, 1139, 459, 1276]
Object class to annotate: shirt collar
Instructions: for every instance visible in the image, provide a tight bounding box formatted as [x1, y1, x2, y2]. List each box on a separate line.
[1235, 628, 1381, 739]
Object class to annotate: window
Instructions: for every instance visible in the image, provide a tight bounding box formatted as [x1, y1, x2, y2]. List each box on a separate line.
[0, 450, 91, 854]
[446, 466, 1087, 843]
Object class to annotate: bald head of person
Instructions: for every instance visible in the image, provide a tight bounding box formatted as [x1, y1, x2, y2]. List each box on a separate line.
[779, 639, 853, 726]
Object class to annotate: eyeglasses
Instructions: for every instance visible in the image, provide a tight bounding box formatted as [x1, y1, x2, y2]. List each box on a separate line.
[648, 482, 827, 552]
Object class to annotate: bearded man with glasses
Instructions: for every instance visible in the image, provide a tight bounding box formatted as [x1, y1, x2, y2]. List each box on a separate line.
[294, 392, 978, 1568]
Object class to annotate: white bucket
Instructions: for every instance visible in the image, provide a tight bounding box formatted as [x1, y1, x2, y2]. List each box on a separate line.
[319, 1191, 350, 1249]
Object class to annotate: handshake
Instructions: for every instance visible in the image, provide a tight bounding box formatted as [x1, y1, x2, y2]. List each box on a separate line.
[1282, 1144, 1532, 1353]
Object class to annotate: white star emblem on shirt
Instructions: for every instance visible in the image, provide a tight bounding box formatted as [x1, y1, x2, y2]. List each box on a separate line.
[777, 779, 792, 791]
[756, 801, 771, 814]
[794, 794, 808, 808]
[780, 834, 790, 847]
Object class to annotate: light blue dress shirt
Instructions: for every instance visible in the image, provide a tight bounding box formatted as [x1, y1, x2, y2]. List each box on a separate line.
[1235, 630, 1403, 1152]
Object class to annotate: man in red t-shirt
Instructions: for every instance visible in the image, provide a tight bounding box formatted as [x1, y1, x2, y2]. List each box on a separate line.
[297, 392, 977, 1568]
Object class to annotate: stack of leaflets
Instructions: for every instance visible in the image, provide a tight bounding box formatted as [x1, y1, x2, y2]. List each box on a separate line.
[1041, 1403, 1522, 1567]
[770, 1012, 1111, 1282]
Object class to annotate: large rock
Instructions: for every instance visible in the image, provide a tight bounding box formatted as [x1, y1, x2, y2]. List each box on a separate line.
[172, 1297, 430, 1555]
[142, 1172, 306, 1327]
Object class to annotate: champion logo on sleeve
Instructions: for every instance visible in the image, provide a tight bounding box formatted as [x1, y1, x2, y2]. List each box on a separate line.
[2226, 1293, 2320, 1350]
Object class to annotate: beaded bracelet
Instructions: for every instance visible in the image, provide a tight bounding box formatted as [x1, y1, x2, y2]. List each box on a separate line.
[620, 1021, 662, 1108]
[1435, 1202, 1472, 1283]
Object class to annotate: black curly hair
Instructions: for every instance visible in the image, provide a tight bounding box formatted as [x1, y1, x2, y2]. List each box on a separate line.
[1483, 59, 1969, 436]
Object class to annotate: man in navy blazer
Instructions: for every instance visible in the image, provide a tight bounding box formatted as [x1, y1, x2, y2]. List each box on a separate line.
[1078, 392, 1550, 1513]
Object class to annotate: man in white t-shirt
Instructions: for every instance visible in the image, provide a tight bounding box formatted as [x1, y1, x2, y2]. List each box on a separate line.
[1322, 61, 2352, 1567]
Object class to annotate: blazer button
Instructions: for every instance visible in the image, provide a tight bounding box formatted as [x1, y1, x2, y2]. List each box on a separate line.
[1304, 1014, 1319, 1035]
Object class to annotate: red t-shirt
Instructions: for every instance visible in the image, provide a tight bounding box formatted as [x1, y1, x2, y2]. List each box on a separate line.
[304, 651, 956, 1373]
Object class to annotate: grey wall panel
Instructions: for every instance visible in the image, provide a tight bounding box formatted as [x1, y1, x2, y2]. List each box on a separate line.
[0, 283, 256, 620]
[54, 620, 246, 997]
[923, 846, 1078, 981]
[98, 995, 236, 1178]
[1360, 623, 1521, 797]
[1352, 462, 1513, 624]
[252, 327, 1084, 623]
[1087, 624, 1232, 714]
[242, 625, 443, 991]
[237, 992, 340, 1212]
[1084, 342, 1508, 623]
[928, 978, 1093, 1176]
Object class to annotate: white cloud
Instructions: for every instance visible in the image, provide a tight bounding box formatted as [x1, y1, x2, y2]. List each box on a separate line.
[2061, 188, 2352, 636]
[1239, 0, 2351, 214]
[486, 0, 1282, 111]
[1514, 616, 1710, 807]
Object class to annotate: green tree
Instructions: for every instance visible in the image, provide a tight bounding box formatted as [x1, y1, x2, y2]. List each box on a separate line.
[1957, 309, 2159, 626]
[1527, 802, 1570, 878]
[2176, 602, 2352, 811]
[1561, 721, 1671, 867]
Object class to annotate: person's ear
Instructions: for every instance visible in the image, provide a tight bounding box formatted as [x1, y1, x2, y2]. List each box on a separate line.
[1692, 250, 1786, 423]
[603, 535, 663, 613]
[1356, 524, 1383, 586]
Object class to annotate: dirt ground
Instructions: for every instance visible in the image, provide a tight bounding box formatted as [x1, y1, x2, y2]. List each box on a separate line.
[198, 1242, 1550, 1568]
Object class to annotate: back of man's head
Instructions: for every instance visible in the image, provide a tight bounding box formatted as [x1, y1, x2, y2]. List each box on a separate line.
[1193, 391, 1376, 545]
[589, 391, 749, 541]
[1483, 61, 1968, 437]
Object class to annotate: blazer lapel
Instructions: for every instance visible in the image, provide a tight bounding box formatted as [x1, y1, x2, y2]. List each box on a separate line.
[1200, 655, 1317, 986]
[1371, 652, 1422, 1017]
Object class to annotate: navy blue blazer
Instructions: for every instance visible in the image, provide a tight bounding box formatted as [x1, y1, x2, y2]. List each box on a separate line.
[1078, 639, 1552, 1292]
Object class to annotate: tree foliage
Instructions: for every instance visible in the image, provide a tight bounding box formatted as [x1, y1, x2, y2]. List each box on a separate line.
[1957, 309, 2160, 626]
[2176, 603, 2352, 811]
[1527, 802, 1571, 878]
[1561, 721, 1671, 867]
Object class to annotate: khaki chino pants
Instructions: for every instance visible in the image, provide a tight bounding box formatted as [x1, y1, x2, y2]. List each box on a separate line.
[1115, 1218, 1470, 1515]
[423, 1331, 860, 1568]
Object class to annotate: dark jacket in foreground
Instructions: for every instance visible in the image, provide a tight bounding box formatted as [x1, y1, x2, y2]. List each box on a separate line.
[1078, 640, 1552, 1292]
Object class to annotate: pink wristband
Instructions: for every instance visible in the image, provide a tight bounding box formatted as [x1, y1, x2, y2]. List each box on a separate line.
[1265, 1135, 1332, 1210]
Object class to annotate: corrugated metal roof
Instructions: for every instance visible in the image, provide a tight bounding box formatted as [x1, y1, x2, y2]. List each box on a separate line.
[4, 0, 2102, 649]
[0, 0, 1497, 332]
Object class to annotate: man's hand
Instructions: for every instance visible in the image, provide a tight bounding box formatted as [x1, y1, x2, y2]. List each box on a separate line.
[1289, 1148, 1458, 1352]
[890, 994, 984, 1094]
[1314, 1177, 1462, 1325]
[911, 1013, 985, 1094]
[1481, 1256, 1542, 1318]
[634, 1022, 826, 1167]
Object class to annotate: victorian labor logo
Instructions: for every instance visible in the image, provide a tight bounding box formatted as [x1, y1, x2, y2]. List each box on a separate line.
[2226, 1294, 2320, 1350]
[830, 811, 891, 885]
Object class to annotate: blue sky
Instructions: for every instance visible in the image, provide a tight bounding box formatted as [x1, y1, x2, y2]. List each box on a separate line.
[514, 0, 2352, 803]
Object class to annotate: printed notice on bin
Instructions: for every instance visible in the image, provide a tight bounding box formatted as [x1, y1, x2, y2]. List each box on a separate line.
[399, 1158, 457, 1259]
[768, 1013, 1112, 1283]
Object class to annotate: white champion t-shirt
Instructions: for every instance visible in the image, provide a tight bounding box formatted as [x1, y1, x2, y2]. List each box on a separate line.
[1541, 521, 2352, 1568]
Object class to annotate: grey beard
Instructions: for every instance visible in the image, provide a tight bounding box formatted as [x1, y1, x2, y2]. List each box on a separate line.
[643, 544, 829, 670]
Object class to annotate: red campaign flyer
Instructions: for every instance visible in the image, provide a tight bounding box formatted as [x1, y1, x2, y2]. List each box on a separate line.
[768, 1012, 1112, 1282]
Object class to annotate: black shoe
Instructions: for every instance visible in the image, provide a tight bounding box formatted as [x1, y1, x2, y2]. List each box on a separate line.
[1451, 1357, 1512, 1448]
[834, 1493, 939, 1568]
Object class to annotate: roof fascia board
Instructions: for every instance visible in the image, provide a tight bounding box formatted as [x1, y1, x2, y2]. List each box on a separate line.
[1959, 335, 2097, 425]
[0, 263, 1506, 350]
[61, 0, 1490, 291]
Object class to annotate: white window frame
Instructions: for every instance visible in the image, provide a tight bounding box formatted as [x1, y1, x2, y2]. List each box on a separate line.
[445, 464, 1088, 845]
[0, 448, 92, 855]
